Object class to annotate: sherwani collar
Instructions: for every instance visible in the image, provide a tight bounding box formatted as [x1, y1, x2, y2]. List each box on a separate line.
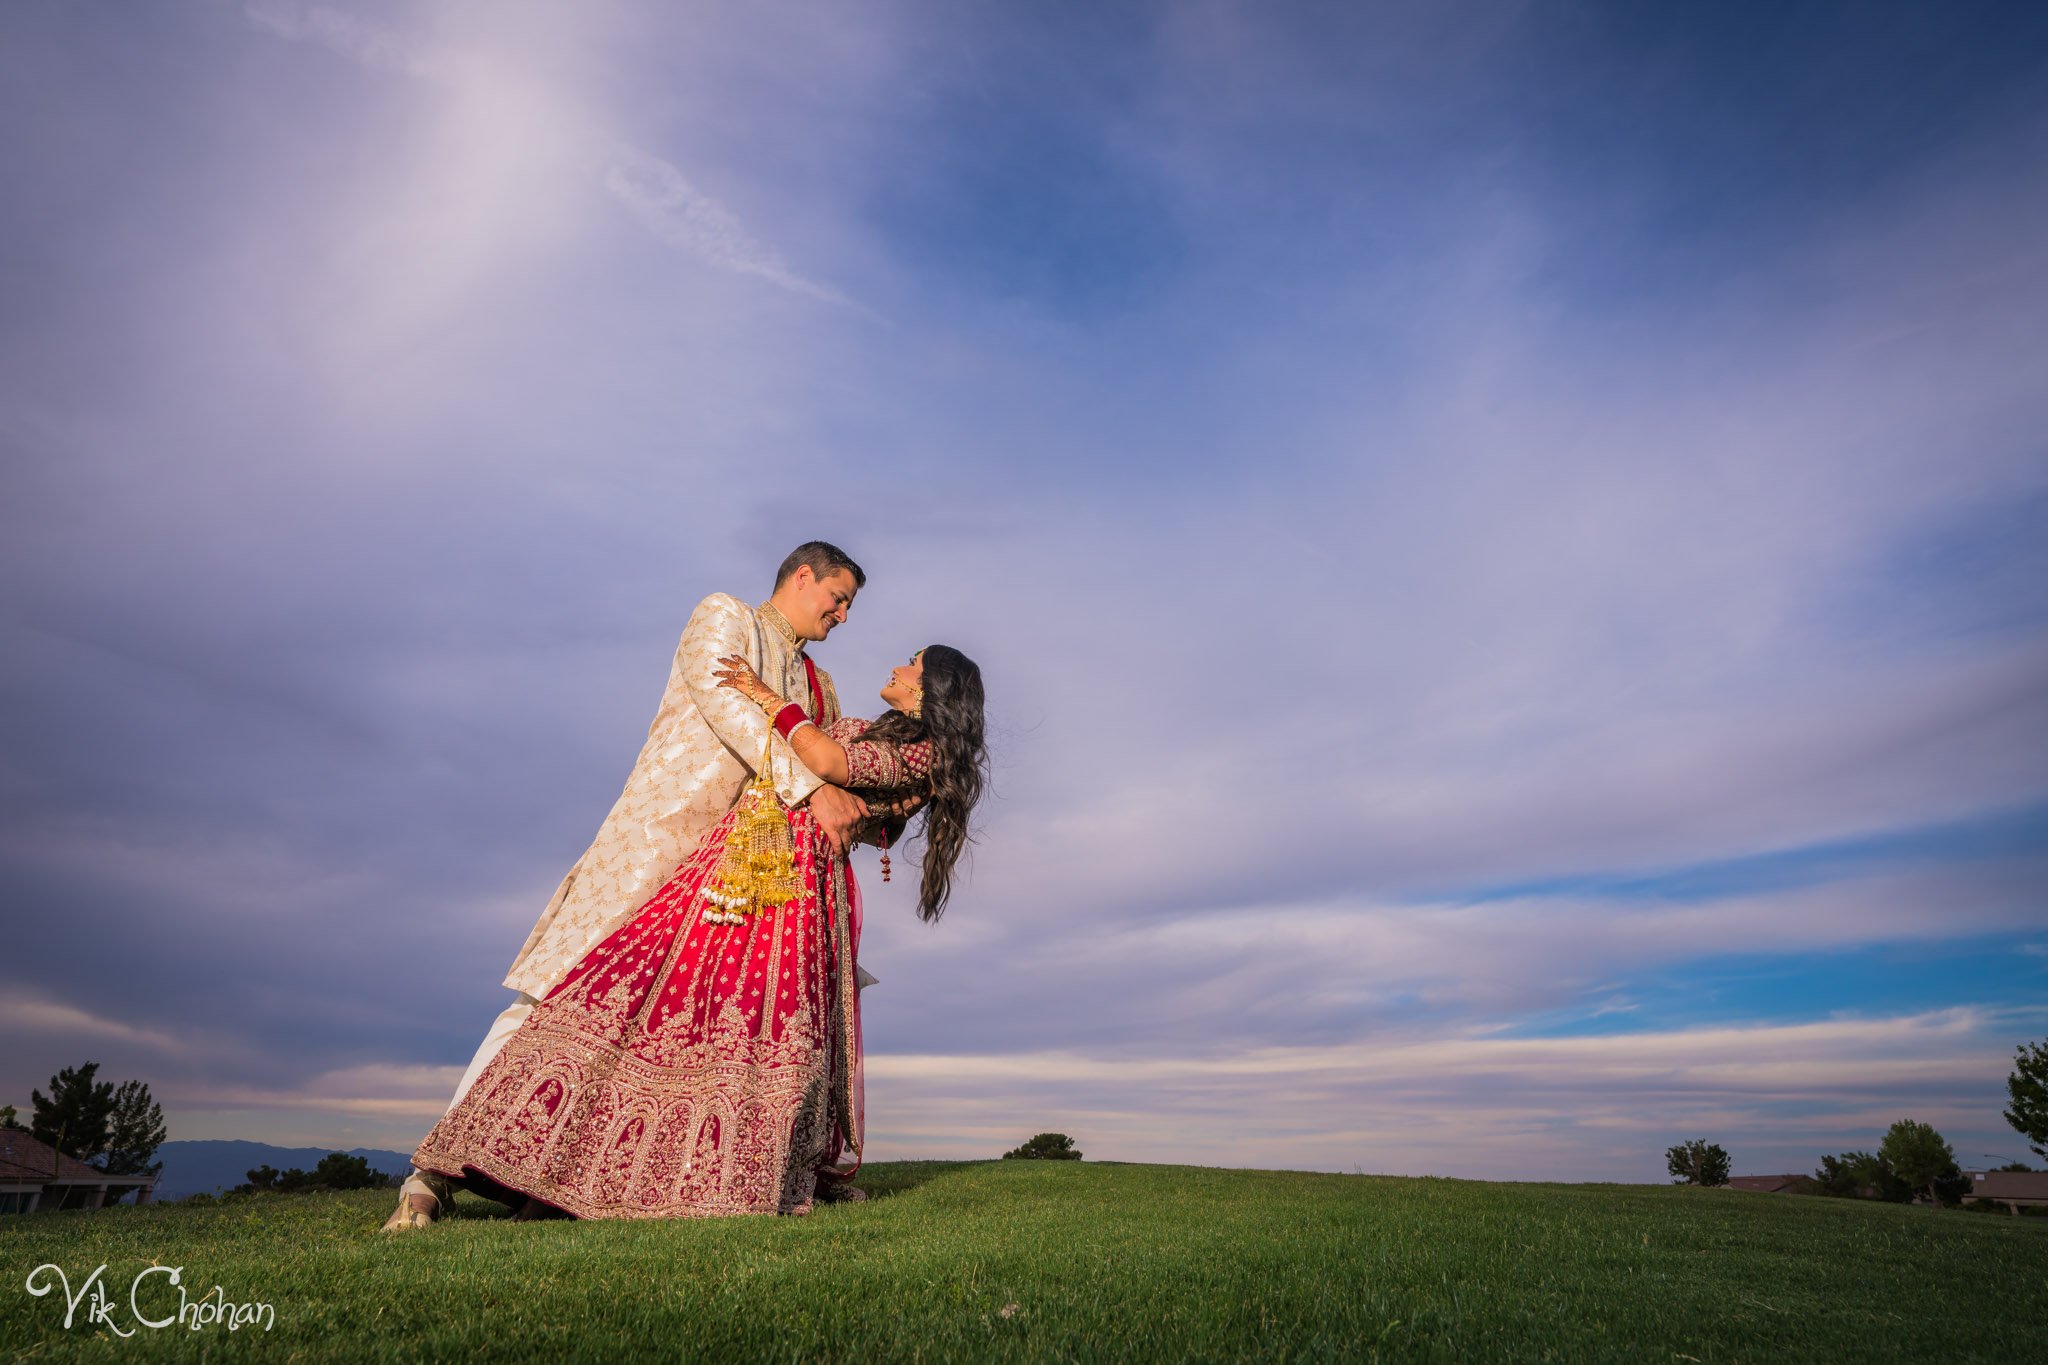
[756, 601, 806, 655]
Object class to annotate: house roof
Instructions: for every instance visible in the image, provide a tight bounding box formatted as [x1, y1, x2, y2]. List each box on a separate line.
[0, 1130, 151, 1185]
[1969, 1170, 2048, 1199]
[1726, 1174, 1805, 1193]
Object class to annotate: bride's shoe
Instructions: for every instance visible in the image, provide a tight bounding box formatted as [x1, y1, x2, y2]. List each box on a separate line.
[814, 1177, 868, 1204]
[380, 1173, 454, 1232]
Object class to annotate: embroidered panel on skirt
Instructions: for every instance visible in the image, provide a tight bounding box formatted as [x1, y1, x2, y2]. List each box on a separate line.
[415, 805, 857, 1218]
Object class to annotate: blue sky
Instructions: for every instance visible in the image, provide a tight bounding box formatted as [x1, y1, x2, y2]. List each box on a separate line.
[1, 0, 2044, 1181]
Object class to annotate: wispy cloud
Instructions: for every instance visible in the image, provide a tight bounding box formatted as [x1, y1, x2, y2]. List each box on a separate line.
[242, 0, 437, 77]
[175, 1062, 463, 1122]
[600, 146, 854, 305]
[0, 992, 191, 1056]
[240, 0, 855, 305]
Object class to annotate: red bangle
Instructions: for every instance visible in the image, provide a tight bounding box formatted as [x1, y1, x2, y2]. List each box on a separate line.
[773, 703, 808, 738]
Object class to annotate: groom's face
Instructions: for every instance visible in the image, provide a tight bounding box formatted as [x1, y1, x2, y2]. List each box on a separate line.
[788, 567, 859, 642]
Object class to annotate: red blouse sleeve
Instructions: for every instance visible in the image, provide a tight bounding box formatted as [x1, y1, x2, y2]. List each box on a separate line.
[838, 729, 935, 792]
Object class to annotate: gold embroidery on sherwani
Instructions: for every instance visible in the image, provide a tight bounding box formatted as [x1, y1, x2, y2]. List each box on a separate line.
[501, 593, 826, 999]
[816, 668, 841, 725]
[756, 601, 801, 651]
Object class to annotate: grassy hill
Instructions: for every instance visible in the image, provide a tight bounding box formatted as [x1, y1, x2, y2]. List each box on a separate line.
[4, 1160, 2043, 1361]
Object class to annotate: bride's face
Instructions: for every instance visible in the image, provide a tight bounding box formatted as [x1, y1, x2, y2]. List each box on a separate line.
[879, 652, 925, 712]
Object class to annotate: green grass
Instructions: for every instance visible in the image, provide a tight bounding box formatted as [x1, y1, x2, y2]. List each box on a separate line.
[4, 1161, 2044, 1361]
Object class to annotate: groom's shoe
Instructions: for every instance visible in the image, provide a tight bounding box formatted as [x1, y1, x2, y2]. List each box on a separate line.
[380, 1173, 456, 1232]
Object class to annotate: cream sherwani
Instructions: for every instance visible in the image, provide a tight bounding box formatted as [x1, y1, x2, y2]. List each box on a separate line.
[438, 594, 841, 1121]
[502, 593, 840, 997]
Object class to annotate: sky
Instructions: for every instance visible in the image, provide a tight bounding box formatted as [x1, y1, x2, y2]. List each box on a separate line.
[2, 0, 2045, 1183]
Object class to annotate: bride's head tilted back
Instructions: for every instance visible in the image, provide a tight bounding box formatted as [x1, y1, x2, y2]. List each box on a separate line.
[866, 644, 987, 923]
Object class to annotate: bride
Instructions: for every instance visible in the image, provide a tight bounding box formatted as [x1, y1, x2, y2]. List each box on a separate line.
[411, 645, 987, 1218]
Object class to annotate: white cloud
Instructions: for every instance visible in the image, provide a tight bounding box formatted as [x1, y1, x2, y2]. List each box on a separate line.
[601, 147, 854, 305]
[242, 0, 437, 78]
[0, 992, 190, 1055]
[173, 1062, 461, 1120]
[241, 0, 856, 306]
[865, 1007, 2040, 1179]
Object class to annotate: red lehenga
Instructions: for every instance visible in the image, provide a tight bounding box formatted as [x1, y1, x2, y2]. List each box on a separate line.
[414, 719, 928, 1219]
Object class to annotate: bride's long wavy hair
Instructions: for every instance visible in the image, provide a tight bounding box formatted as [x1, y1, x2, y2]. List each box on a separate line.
[857, 644, 987, 921]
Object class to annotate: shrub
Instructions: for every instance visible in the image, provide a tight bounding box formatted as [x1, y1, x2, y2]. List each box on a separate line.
[1003, 1133, 1082, 1161]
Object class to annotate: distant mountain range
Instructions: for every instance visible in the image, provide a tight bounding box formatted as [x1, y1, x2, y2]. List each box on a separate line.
[153, 1140, 414, 1200]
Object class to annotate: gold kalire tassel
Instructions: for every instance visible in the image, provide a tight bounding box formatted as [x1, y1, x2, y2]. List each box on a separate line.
[701, 735, 800, 924]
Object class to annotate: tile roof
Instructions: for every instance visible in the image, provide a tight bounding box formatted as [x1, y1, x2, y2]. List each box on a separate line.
[0, 1130, 136, 1183]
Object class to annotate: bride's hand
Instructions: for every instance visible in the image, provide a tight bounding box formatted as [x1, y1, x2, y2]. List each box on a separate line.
[713, 655, 781, 710]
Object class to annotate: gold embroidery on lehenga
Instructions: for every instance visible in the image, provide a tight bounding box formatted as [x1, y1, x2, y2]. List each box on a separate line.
[420, 673, 928, 1219]
[414, 806, 851, 1220]
[828, 854, 861, 1165]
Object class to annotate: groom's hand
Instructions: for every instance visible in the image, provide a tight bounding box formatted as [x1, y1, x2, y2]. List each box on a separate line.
[808, 784, 869, 856]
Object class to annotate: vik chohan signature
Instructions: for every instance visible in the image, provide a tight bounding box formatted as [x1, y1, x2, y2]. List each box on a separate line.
[26, 1262, 275, 1335]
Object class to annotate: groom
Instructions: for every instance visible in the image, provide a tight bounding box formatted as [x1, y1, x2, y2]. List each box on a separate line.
[384, 540, 871, 1230]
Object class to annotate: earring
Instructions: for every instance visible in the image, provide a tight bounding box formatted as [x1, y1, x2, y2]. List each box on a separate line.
[907, 685, 923, 718]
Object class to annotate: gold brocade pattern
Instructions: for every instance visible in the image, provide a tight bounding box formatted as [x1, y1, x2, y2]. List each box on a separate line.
[501, 594, 840, 999]
[756, 601, 801, 650]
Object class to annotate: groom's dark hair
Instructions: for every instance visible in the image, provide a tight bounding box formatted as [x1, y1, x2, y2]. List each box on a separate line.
[774, 541, 866, 591]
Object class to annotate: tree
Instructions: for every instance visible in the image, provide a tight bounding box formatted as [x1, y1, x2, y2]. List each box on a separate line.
[1813, 1150, 1910, 1202]
[101, 1080, 167, 1178]
[300, 1152, 389, 1190]
[239, 1152, 393, 1194]
[1002, 1132, 1082, 1161]
[30, 1062, 115, 1164]
[1665, 1139, 1730, 1187]
[0, 1103, 21, 1131]
[1879, 1119, 1961, 1206]
[2005, 1039, 2048, 1162]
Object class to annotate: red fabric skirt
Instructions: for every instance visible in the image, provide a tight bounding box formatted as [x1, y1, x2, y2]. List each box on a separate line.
[414, 806, 863, 1218]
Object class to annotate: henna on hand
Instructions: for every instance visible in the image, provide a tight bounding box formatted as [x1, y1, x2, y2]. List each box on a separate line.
[713, 654, 783, 710]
